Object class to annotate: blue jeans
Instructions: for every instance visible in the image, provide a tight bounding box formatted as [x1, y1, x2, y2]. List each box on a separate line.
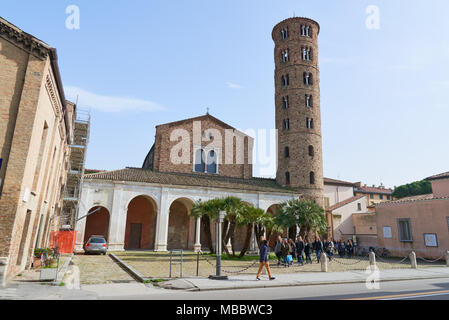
[297, 254, 304, 264]
[316, 250, 321, 262]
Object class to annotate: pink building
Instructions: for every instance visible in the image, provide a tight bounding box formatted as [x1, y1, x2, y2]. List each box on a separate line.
[375, 172, 449, 259]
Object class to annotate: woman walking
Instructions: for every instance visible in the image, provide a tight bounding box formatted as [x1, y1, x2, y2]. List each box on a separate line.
[256, 238, 275, 281]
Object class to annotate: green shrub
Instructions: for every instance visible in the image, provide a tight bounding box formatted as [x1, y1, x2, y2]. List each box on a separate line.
[34, 248, 53, 258]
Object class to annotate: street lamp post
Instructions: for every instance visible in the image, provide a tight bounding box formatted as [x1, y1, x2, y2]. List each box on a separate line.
[209, 210, 228, 280]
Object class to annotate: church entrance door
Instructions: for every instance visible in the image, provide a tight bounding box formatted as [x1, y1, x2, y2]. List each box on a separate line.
[129, 223, 142, 249]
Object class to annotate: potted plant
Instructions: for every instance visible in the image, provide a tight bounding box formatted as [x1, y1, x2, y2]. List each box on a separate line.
[35, 248, 59, 281]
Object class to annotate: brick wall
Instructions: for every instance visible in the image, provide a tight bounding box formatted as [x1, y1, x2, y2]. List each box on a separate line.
[0, 24, 72, 285]
[153, 115, 253, 179]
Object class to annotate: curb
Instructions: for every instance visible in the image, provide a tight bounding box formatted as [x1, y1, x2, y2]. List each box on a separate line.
[185, 274, 449, 292]
[108, 253, 150, 283]
[50, 253, 73, 286]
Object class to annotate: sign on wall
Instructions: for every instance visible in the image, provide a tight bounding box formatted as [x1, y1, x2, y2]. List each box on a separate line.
[424, 233, 438, 247]
[383, 226, 392, 239]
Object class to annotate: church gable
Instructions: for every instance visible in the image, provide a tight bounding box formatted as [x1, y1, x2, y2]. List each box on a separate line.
[149, 114, 253, 179]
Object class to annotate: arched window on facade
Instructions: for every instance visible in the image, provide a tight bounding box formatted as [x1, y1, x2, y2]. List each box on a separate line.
[194, 149, 205, 172]
[285, 146, 290, 158]
[206, 150, 217, 174]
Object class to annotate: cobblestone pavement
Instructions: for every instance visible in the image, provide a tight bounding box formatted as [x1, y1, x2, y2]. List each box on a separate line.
[113, 251, 447, 279]
[72, 253, 135, 285]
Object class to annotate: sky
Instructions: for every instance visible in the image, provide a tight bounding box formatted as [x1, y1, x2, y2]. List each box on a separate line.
[2, 0, 449, 188]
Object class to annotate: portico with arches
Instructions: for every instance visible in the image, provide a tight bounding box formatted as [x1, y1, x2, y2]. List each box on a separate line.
[74, 168, 299, 253]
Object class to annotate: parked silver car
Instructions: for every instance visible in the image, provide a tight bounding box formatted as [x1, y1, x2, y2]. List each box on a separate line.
[84, 235, 108, 255]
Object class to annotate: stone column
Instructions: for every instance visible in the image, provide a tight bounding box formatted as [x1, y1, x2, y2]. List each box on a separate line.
[194, 217, 202, 252]
[108, 187, 126, 251]
[154, 188, 170, 251]
[409, 251, 417, 269]
[321, 252, 328, 272]
[445, 251, 449, 267]
[74, 187, 90, 253]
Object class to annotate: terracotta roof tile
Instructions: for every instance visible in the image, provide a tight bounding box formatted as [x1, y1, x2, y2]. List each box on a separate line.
[375, 193, 449, 206]
[327, 195, 365, 211]
[355, 186, 393, 195]
[85, 167, 299, 194]
[323, 177, 355, 187]
[426, 171, 449, 181]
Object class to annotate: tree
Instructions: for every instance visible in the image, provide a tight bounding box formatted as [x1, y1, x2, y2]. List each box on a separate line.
[235, 205, 268, 258]
[191, 197, 245, 256]
[392, 180, 432, 199]
[276, 198, 327, 240]
[191, 199, 221, 254]
[220, 196, 245, 257]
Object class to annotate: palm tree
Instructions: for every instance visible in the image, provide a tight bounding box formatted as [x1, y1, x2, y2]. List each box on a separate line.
[220, 196, 244, 257]
[276, 198, 327, 239]
[236, 205, 268, 258]
[191, 199, 221, 254]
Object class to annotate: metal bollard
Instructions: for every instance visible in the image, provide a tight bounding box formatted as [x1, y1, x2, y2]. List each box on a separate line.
[321, 252, 328, 272]
[369, 251, 376, 267]
[196, 252, 200, 277]
[409, 251, 417, 269]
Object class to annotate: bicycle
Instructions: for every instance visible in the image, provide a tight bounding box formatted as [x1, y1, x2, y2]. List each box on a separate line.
[375, 247, 390, 258]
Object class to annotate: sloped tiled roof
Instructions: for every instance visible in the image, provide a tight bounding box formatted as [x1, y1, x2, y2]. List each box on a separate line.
[85, 167, 299, 194]
[426, 171, 449, 181]
[327, 195, 365, 211]
[323, 177, 355, 187]
[376, 193, 449, 206]
[355, 186, 393, 195]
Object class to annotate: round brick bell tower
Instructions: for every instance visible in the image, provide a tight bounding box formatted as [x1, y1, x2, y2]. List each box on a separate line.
[272, 17, 324, 206]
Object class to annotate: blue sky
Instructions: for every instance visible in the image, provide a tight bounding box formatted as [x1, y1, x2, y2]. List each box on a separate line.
[2, 0, 449, 188]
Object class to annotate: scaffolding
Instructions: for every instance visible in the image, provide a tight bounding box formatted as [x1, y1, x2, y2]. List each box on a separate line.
[61, 108, 90, 230]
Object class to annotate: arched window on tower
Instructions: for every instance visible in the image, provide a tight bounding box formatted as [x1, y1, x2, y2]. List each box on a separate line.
[281, 49, 289, 62]
[302, 47, 311, 61]
[308, 145, 314, 157]
[282, 96, 289, 109]
[303, 73, 312, 86]
[285, 172, 291, 185]
[281, 28, 289, 39]
[306, 95, 312, 108]
[310, 171, 315, 185]
[306, 118, 314, 129]
[282, 74, 290, 86]
[283, 119, 290, 131]
[301, 25, 311, 37]
[285, 146, 290, 158]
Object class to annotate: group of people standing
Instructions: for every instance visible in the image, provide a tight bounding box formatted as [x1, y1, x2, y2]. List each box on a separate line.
[256, 235, 357, 280]
[273, 235, 355, 266]
[273, 235, 333, 266]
